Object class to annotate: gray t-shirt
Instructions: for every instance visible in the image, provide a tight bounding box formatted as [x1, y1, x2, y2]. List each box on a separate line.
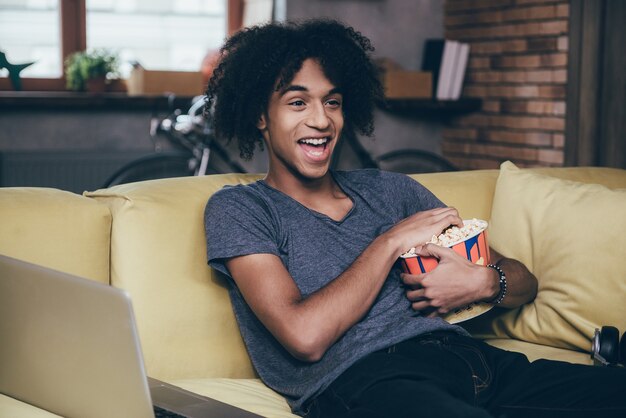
[204, 169, 467, 414]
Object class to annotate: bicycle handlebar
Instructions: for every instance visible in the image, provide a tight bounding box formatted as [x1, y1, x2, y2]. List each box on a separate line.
[153, 95, 214, 153]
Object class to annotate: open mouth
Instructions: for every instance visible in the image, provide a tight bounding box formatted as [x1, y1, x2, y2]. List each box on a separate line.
[297, 137, 331, 158]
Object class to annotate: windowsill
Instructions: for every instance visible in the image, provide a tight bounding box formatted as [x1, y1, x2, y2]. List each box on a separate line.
[0, 91, 481, 115]
[0, 91, 196, 110]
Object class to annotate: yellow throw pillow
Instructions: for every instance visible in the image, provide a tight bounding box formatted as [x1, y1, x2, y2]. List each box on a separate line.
[487, 161, 626, 352]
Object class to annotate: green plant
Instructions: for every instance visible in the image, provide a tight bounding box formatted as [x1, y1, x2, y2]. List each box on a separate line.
[64, 49, 119, 91]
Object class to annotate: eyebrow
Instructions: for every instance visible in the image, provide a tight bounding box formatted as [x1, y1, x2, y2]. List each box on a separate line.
[279, 85, 342, 97]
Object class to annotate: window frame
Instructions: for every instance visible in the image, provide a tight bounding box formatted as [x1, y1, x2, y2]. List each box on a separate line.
[0, 0, 241, 92]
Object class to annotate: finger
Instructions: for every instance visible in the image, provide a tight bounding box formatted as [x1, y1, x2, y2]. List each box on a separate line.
[411, 300, 433, 311]
[400, 272, 425, 287]
[449, 211, 464, 227]
[431, 207, 463, 228]
[428, 207, 458, 216]
[413, 243, 457, 260]
[405, 288, 426, 301]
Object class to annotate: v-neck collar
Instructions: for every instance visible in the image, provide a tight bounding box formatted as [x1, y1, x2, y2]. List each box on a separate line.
[258, 171, 355, 224]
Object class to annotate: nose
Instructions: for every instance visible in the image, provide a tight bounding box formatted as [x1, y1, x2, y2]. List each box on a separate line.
[306, 102, 330, 130]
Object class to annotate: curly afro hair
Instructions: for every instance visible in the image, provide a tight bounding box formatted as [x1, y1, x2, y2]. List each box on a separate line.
[205, 19, 384, 160]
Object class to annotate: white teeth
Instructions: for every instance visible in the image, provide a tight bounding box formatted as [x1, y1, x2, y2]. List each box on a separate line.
[299, 137, 328, 145]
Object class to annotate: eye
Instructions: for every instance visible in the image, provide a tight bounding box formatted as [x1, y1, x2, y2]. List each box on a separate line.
[326, 98, 342, 108]
[288, 100, 306, 108]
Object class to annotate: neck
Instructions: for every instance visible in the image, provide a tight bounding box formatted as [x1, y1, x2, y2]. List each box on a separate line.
[265, 170, 352, 222]
[264, 170, 337, 202]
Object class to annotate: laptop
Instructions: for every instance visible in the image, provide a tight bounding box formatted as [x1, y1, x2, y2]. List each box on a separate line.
[0, 254, 263, 418]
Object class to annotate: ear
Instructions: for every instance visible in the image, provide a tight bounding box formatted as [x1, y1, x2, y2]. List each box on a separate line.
[256, 113, 267, 131]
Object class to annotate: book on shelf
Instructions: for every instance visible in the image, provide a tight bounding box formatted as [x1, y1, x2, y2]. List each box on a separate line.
[421, 38, 470, 101]
[436, 40, 459, 100]
[449, 43, 470, 100]
[421, 39, 445, 98]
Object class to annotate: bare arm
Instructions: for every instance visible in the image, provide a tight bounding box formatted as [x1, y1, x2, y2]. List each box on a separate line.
[226, 207, 462, 362]
[402, 245, 538, 315]
[488, 248, 538, 308]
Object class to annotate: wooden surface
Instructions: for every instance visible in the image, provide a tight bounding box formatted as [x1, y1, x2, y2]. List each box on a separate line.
[566, 0, 626, 169]
[0, 91, 196, 111]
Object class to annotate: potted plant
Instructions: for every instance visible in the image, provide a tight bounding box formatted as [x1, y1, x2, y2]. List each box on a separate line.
[64, 49, 119, 92]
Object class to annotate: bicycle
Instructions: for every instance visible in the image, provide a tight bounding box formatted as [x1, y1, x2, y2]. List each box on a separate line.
[331, 130, 457, 174]
[102, 95, 246, 188]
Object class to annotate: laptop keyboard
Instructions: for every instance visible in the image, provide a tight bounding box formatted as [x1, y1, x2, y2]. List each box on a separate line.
[153, 405, 188, 418]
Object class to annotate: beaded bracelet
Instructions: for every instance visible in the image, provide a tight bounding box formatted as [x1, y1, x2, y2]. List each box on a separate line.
[486, 263, 507, 304]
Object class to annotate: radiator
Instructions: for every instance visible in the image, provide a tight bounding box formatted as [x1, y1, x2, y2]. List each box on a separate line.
[0, 151, 152, 194]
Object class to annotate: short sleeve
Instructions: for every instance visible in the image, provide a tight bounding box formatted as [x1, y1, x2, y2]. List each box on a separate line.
[204, 185, 281, 278]
[381, 171, 446, 217]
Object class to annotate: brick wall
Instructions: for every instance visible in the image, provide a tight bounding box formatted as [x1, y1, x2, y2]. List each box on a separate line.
[442, 0, 569, 169]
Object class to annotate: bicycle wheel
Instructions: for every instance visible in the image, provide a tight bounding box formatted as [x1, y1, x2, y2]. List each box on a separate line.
[102, 153, 196, 187]
[375, 149, 457, 174]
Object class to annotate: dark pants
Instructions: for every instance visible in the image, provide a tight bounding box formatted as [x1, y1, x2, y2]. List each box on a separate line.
[304, 331, 626, 418]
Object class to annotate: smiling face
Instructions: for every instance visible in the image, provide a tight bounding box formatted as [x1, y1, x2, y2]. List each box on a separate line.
[257, 58, 344, 190]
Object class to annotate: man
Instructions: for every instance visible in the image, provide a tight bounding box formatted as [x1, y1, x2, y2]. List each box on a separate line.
[204, 19, 626, 418]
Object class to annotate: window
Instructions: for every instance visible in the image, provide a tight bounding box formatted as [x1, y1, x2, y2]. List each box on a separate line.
[0, 0, 238, 91]
[86, 0, 226, 78]
[0, 0, 62, 78]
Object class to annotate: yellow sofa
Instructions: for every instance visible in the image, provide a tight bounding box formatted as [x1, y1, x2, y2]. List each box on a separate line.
[1, 164, 625, 417]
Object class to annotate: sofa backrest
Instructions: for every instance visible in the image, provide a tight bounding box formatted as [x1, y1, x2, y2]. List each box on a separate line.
[411, 169, 499, 219]
[86, 174, 263, 381]
[0, 187, 111, 285]
[412, 165, 626, 220]
[84, 166, 626, 381]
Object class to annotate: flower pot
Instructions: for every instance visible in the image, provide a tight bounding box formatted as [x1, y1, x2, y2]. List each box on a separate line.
[86, 77, 107, 93]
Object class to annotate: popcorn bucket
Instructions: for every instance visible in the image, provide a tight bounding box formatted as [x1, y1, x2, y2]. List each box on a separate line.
[398, 219, 493, 323]
[399, 219, 490, 274]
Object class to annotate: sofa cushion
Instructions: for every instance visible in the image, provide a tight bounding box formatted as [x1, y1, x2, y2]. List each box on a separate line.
[86, 174, 263, 381]
[0, 394, 61, 417]
[484, 338, 592, 365]
[0, 188, 111, 284]
[477, 161, 626, 352]
[411, 169, 499, 220]
[169, 378, 296, 418]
